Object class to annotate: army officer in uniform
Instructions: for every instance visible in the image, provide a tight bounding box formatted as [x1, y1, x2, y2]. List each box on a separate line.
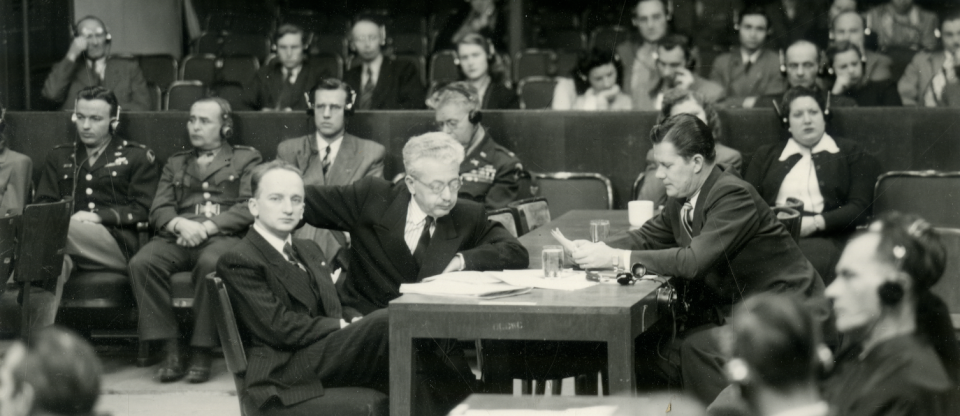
[129, 97, 261, 384]
[31, 86, 159, 333]
[429, 81, 522, 210]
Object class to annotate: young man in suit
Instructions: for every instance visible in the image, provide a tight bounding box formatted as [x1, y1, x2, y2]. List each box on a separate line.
[344, 15, 424, 110]
[216, 161, 390, 415]
[617, 0, 671, 109]
[244, 24, 333, 111]
[710, 7, 785, 108]
[277, 78, 385, 266]
[641, 34, 726, 110]
[831, 11, 893, 83]
[42, 16, 151, 111]
[128, 97, 262, 384]
[568, 114, 828, 405]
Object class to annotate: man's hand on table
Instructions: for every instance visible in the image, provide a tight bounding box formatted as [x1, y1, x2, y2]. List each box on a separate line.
[571, 241, 630, 269]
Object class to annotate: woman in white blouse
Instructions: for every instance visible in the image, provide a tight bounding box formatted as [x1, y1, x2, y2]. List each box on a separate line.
[552, 49, 632, 111]
[745, 86, 881, 284]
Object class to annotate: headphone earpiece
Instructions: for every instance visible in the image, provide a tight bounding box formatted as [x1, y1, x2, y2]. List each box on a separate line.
[468, 109, 482, 124]
[779, 49, 786, 77]
[110, 105, 121, 133]
[219, 112, 233, 139]
[380, 26, 387, 46]
[878, 281, 905, 306]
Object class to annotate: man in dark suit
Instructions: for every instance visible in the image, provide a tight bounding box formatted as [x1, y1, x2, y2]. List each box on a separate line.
[129, 97, 262, 383]
[344, 15, 424, 110]
[569, 114, 828, 405]
[244, 24, 332, 111]
[277, 79, 385, 261]
[710, 7, 785, 108]
[639, 34, 726, 110]
[42, 16, 151, 111]
[754, 40, 857, 108]
[216, 161, 390, 416]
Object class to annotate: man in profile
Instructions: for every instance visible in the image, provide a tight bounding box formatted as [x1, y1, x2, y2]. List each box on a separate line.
[244, 23, 332, 111]
[0, 326, 102, 416]
[344, 15, 424, 110]
[899, 11, 960, 106]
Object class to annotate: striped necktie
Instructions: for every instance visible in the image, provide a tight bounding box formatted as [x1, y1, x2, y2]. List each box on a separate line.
[321, 145, 331, 175]
[359, 66, 376, 110]
[680, 202, 694, 237]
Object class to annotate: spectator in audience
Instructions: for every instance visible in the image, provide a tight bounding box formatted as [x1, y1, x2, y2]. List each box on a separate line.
[428, 82, 522, 209]
[30, 86, 159, 334]
[244, 24, 333, 111]
[764, 0, 831, 50]
[129, 97, 261, 384]
[640, 34, 725, 110]
[831, 11, 894, 83]
[754, 40, 858, 108]
[277, 79, 385, 267]
[710, 7, 786, 108]
[829, 0, 858, 22]
[827, 42, 902, 106]
[899, 11, 960, 106]
[42, 16, 150, 111]
[0, 101, 32, 217]
[302, 133, 528, 414]
[434, 0, 507, 53]
[555, 49, 632, 111]
[216, 161, 389, 415]
[672, 0, 743, 76]
[823, 212, 960, 415]
[0, 326, 102, 416]
[745, 87, 881, 285]
[618, 0, 671, 109]
[637, 89, 742, 208]
[344, 15, 424, 110]
[568, 114, 828, 405]
[865, 0, 939, 52]
[454, 34, 517, 109]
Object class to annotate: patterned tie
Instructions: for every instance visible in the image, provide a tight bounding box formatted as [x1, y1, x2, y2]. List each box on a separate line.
[197, 151, 215, 174]
[285, 68, 295, 85]
[358, 66, 376, 110]
[283, 242, 306, 271]
[412, 216, 434, 268]
[680, 202, 694, 237]
[744, 59, 752, 75]
[321, 145, 331, 175]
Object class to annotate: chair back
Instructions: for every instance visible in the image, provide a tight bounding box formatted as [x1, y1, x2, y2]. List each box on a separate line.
[532, 172, 613, 218]
[194, 32, 222, 55]
[146, 83, 162, 111]
[212, 83, 248, 111]
[394, 54, 427, 86]
[771, 206, 802, 243]
[139, 54, 178, 91]
[181, 54, 218, 85]
[314, 34, 347, 57]
[554, 50, 579, 77]
[515, 49, 557, 79]
[0, 215, 19, 283]
[166, 81, 206, 111]
[14, 199, 72, 284]
[874, 171, 960, 228]
[308, 53, 345, 80]
[218, 56, 260, 84]
[537, 29, 586, 50]
[931, 228, 960, 327]
[222, 34, 270, 62]
[487, 207, 521, 237]
[429, 51, 459, 84]
[509, 197, 551, 235]
[590, 25, 629, 51]
[517, 76, 556, 109]
[632, 172, 645, 201]
[208, 275, 248, 376]
[390, 34, 427, 55]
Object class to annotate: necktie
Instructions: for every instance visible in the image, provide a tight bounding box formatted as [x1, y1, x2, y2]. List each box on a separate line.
[744, 59, 752, 74]
[197, 151, 215, 174]
[286, 68, 295, 85]
[359, 66, 376, 110]
[680, 202, 694, 237]
[412, 216, 434, 268]
[283, 242, 306, 271]
[321, 145, 331, 175]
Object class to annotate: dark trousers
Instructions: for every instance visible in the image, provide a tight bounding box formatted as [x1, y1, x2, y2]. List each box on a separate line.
[635, 319, 728, 405]
[129, 235, 239, 347]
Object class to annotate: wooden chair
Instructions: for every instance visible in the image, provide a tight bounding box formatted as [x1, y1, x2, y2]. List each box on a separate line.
[509, 197, 551, 235]
[486, 207, 521, 238]
[165, 81, 206, 111]
[632, 172, 645, 201]
[931, 228, 960, 332]
[207, 275, 388, 416]
[180, 54, 218, 85]
[874, 171, 960, 228]
[517, 76, 556, 109]
[532, 172, 614, 219]
[14, 200, 73, 339]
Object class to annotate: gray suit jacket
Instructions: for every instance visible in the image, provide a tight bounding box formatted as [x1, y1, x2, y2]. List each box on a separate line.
[277, 133, 385, 259]
[42, 56, 151, 111]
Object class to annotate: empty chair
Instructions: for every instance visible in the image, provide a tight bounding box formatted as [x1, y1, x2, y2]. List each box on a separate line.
[313, 34, 347, 57]
[930, 227, 960, 328]
[207, 12, 272, 35]
[590, 25, 629, 51]
[307, 53, 345, 80]
[555, 50, 580, 77]
[390, 34, 428, 55]
[166, 81, 206, 111]
[508, 197, 551, 235]
[486, 207, 522, 238]
[146, 83, 162, 111]
[212, 82, 249, 111]
[532, 172, 613, 219]
[515, 49, 557, 79]
[390, 14, 427, 36]
[15, 200, 73, 339]
[632, 172, 645, 201]
[194, 32, 222, 55]
[429, 50, 460, 84]
[537, 29, 586, 51]
[874, 171, 960, 228]
[517, 76, 556, 109]
[221, 33, 270, 62]
[139, 54, 178, 91]
[218, 55, 260, 84]
[394, 53, 427, 86]
[181, 54, 217, 85]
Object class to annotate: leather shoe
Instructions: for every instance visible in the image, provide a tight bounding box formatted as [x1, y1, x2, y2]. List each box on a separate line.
[155, 354, 185, 383]
[186, 348, 212, 383]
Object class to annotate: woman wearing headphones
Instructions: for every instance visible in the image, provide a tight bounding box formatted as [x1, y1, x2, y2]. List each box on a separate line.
[569, 49, 633, 111]
[744, 86, 881, 285]
[455, 33, 518, 109]
[823, 212, 959, 416]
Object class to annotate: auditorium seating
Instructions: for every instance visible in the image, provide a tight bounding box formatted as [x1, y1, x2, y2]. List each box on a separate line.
[165, 81, 206, 111]
[181, 54, 218, 85]
[532, 172, 613, 219]
[873, 171, 960, 229]
[139, 54, 179, 92]
[590, 25, 629, 51]
[486, 207, 522, 238]
[515, 49, 557, 79]
[517, 77, 556, 109]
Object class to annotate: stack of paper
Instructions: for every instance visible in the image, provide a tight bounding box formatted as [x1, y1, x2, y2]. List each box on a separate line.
[399, 279, 531, 299]
[399, 270, 597, 299]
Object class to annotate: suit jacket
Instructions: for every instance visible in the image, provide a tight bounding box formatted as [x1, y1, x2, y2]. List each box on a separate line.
[345, 57, 425, 110]
[42, 56, 151, 111]
[482, 80, 519, 109]
[150, 144, 262, 236]
[617, 39, 659, 110]
[217, 229, 343, 409]
[244, 61, 332, 111]
[710, 48, 785, 107]
[458, 129, 522, 210]
[765, 1, 830, 50]
[277, 133, 385, 258]
[303, 177, 529, 316]
[635, 75, 726, 111]
[842, 79, 903, 107]
[898, 50, 947, 106]
[607, 166, 826, 318]
[638, 144, 743, 208]
[0, 149, 32, 218]
[864, 51, 893, 83]
[865, 4, 939, 51]
[744, 137, 881, 235]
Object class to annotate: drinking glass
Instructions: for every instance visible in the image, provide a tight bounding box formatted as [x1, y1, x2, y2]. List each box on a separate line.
[542, 245, 564, 278]
[590, 220, 610, 243]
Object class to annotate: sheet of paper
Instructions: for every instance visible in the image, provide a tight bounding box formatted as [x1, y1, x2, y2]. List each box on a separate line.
[488, 269, 597, 291]
[450, 405, 619, 416]
[399, 280, 532, 299]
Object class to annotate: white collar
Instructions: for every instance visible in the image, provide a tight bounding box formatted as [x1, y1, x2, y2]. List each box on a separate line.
[769, 402, 830, 416]
[406, 196, 430, 226]
[364, 55, 384, 74]
[779, 133, 840, 161]
[740, 48, 762, 64]
[315, 131, 344, 151]
[253, 222, 293, 258]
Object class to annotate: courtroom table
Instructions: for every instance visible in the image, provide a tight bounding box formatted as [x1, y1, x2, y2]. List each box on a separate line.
[449, 394, 685, 415]
[389, 210, 663, 416]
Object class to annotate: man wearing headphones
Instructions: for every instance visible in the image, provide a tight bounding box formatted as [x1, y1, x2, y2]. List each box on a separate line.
[277, 78, 384, 267]
[0, 101, 33, 218]
[710, 7, 785, 108]
[32, 86, 159, 333]
[899, 11, 960, 106]
[827, 42, 902, 106]
[618, 0, 672, 109]
[641, 34, 725, 110]
[344, 15, 424, 110]
[244, 24, 333, 111]
[865, 0, 939, 52]
[429, 82, 522, 210]
[831, 11, 893, 83]
[128, 97, 261, 384]
[42, 16, 150, 111]
[753, 39, 857, 108]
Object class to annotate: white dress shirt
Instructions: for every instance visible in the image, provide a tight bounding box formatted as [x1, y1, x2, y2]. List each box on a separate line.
[252, 222, 295, 261]
[403, 198, 435, 254]
[619, 187, 701, 270]
[282, 65, 302, 84]
[315, 132, 344, 170]
[740, 49, 761, 68]
[776, 134, 840, 214]
[88, 57, 107, 81]
[361, 55, 384, 88]
[769, 401, 830, 416]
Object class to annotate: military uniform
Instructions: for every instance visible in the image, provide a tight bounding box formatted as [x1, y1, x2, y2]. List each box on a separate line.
[129, 143, 261, 348]
[458, 129, 523, 210]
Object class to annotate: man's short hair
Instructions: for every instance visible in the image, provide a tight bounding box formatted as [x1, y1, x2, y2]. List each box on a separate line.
[657, 33, 693, 61]
[426, 81, 481, 114]
[13, 326, 102, 415]
[650, 113, 716, 163]
[74, 15, 107, 35]
[941, 10, 960, 29]
[309, 78, 356, 105]
[192, 97, 233, 134]
[402, 132, 465, 177]
[351, 14, 386, 32]
[275, 23, 308, 45]
[826, 41, 863, 62]
[785, 39, 822, 64]
[633, 0, 668, 17]
[739, 5, 770, 28]
[831, 10, 866, 31]
[77, 86, 119, 117]
[250, 160, 303, 197]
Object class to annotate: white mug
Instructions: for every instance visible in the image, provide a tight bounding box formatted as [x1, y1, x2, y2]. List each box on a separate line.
[628, 200, 654, 226]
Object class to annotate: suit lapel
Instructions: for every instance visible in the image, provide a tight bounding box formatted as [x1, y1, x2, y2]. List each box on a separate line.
[248, 230, 318, 312]
[416, 213, 463, 279]
[326, 135, 358, 185]
[294, 239, 342, 318]
[199, 144, 234, 181]
[374, 188, 420, 282]
[371, 59, 389, 108]
[691, 166, 724, 236]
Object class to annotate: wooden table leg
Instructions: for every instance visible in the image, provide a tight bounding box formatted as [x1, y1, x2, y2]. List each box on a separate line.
[606, 331, 636, 395]
[390, 323, 415, 416]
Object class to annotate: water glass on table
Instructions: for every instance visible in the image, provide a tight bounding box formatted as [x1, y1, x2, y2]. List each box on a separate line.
[542, 245, 564, 278]
[590, 219, 610, 243]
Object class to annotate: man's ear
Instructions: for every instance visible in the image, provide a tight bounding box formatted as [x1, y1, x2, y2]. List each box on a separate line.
[404, 176, 416, 196]
[248, 198, 259, 218]
[692, 154, 705, 173]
